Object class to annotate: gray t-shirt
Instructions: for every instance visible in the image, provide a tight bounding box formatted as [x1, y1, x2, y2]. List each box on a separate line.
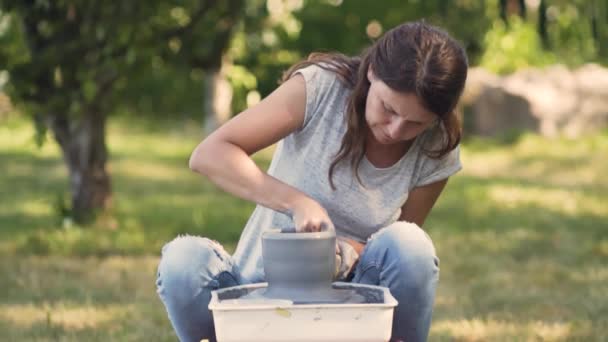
[233, 64, 461, 283]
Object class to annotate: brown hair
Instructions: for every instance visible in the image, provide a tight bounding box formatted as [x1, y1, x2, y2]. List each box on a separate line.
[282, 21, 468, 189]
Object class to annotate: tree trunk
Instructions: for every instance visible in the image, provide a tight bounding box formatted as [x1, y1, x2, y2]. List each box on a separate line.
[49, 111, 111, 224]
[500, 0, 526, 23]
[538, 0, 549, 48]
[518, 0, 526, 19]
[203, 64, 233, 136]
[499, 0, 508, 23]
[590, 0, 606, 59]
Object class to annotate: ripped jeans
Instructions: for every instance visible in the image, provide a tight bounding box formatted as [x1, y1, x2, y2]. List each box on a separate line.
[156, 221, 440, 342]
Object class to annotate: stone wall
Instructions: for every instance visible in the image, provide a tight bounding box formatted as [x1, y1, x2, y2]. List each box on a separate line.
[460, 64, 608, 138]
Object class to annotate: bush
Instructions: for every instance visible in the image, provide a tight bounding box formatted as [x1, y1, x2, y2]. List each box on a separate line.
[480, 17, 556, 74]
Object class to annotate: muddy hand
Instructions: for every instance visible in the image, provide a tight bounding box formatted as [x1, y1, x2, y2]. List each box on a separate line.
[290, 196, 335, 233]
[334, 236, 360, 280]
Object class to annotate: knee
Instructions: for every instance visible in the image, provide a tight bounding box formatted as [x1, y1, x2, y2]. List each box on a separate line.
[156, 235, 235, 306]
[367, 222, 439, 285]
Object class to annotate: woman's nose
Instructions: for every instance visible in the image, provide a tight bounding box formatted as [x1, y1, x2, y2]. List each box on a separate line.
[388, 120, 403, 139]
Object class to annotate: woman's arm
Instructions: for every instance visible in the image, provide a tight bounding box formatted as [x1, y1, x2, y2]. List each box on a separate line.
[399, 178, 449, 227]
[189, 74, 333, 232]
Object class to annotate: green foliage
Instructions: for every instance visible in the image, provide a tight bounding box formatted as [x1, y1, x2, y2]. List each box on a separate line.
[227, 67, 257, 114]
[545, 1, 602, 66]
[117, 60, 203, 120]
[239, 0, 495, 99]
[229, 0, 606, 105]
[0, 10, 28, 67]
[3, 0, 605, 122]
[0, 1, 244, 131]
[480, 17, 556, 74]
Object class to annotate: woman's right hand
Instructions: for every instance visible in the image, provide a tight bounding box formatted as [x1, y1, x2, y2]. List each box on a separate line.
[289, 196, 335, 233]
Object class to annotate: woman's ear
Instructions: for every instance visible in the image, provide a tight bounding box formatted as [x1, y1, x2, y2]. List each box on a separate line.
[367, 66, 375, 82]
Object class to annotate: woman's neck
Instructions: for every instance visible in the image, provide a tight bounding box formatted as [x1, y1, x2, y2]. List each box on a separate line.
[365, 131, 414, 168]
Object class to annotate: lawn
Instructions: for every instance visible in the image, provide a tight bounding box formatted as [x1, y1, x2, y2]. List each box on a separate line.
[1, 114, 607, 341]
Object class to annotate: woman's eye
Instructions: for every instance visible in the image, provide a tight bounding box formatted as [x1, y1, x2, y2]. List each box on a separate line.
[384, 107, 396, 115]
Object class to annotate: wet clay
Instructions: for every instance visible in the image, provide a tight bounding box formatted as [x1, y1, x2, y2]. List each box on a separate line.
[235, 228, 375, 304]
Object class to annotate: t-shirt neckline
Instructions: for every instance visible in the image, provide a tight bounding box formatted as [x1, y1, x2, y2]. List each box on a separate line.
[363, 137, 419, 171]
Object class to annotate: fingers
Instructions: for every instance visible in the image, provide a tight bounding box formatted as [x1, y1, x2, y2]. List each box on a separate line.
[319, 221, 336, 232]
[299, 221, 315, 232]
[297, 219, 334, 232]
[290, 198, 335, 233]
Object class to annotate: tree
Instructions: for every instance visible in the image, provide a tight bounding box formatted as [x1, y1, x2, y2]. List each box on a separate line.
[234, 0, 493, 100]
[0, 0, 243, 223]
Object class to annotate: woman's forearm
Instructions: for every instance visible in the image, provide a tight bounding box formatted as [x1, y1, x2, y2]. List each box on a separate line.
[189, 140, 308, 216]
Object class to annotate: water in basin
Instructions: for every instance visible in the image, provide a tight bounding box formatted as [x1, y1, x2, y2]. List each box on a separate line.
[217, 283, 384, 305]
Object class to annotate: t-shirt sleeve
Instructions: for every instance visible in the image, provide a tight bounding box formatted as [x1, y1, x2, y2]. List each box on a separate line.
[291, 64, 339, 132]
[414, 145, 462, 188]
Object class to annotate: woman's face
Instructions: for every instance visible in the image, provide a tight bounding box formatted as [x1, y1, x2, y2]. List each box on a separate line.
[365, 69, 437, 146]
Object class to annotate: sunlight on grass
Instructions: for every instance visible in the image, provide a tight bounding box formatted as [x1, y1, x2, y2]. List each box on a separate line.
[112, 158, 187, 181]
[1, 256, 160, 303]
[432, 319, 574, 341]
[0, 119, 37, 149]
[0, 256, 174, 340]
[18, 200, 54, 217]
[5, 159, 42, 176]
[432, 228, 550, 256]
[0, 303, 133, 330]
[107, 122, 198, 160]
[14, 226, 152, 256]
[461, 133, 608, 188]
[0, 201, 49, 220]
[0, 119, 62, 157]
[487, 184, 607, 216]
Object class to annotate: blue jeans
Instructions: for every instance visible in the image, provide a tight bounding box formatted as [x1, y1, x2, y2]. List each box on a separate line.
[156, 222, 439, 342]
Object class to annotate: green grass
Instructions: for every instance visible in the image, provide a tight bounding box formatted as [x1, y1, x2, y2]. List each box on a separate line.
[1, 114, 607, 341]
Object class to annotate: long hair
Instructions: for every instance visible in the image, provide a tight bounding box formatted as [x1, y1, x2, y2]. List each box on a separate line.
[282, 21, 468, 190]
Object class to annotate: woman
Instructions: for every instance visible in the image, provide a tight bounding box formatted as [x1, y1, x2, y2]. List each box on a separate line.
[157, 21, 468, 342]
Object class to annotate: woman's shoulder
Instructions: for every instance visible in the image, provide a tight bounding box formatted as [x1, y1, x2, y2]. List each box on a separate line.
[289, 64, 351, 131]
[409, 126, 462, 187]
[293, 63, 348, 93]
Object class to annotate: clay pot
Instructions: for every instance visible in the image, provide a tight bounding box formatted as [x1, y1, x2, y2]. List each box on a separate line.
[261, 228, 339, 303]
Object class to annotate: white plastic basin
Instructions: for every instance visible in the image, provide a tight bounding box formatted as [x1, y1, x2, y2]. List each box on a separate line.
[209, 282, 398, 342]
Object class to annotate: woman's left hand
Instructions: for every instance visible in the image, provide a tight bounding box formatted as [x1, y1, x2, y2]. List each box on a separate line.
[334, 236, 364, 280]
[339, 237, 365, 255]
